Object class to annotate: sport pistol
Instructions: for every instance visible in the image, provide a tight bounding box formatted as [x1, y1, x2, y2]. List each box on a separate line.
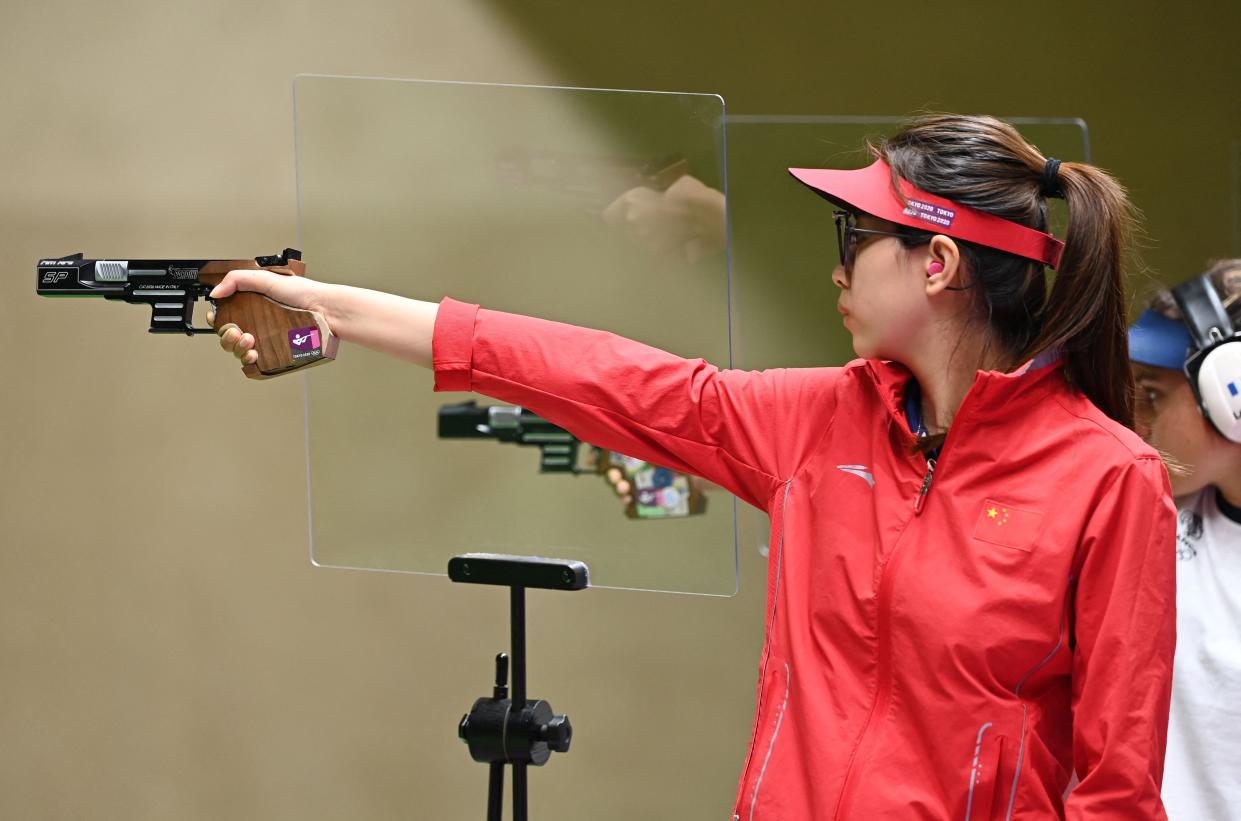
[36, 248, 337, 379]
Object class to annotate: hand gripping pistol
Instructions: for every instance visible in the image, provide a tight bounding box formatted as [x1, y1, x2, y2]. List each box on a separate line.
[36, 248, 337, 379]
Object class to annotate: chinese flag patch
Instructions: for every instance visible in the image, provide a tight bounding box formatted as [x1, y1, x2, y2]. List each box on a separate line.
[973, 499, 1043, 552]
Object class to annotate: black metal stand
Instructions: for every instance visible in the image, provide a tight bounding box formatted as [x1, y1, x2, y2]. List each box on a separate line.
[451, 554, 589, 821]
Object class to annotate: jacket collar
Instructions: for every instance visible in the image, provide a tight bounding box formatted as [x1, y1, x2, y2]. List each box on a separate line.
[862, 354, 1068, 436]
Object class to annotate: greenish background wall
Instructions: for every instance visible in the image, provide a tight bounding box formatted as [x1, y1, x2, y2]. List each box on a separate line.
[1, 1, 1237, 819]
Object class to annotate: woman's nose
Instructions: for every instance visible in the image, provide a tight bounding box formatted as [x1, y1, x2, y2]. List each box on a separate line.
[831, 263, 849, 290]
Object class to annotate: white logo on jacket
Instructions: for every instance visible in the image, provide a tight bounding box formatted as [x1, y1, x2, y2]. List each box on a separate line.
[836, 465, 875, 488]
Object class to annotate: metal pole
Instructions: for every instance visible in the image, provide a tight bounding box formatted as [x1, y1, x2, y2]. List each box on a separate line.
[511, 586, 526, 709]
[511, 586, 527, 821]
[512, 763, 528, 821]
[487, 762, 504, 821]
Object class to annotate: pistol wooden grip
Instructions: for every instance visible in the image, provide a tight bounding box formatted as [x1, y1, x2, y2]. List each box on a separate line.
[213, 293, 338, 380]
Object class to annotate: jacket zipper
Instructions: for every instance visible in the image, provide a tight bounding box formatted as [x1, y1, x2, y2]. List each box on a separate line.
[913, 456, 936, 515]
[833, 449, 942, 818]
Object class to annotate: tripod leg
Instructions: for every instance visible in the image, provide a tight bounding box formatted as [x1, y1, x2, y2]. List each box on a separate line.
[512, 762, 527, 821]
[488, 762, 504, 821]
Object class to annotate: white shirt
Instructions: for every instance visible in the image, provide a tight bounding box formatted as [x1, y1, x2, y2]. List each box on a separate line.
[1163, 487, 1241, 820]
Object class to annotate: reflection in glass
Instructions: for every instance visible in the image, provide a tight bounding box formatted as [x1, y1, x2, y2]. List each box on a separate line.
[295, 76, 736, 595]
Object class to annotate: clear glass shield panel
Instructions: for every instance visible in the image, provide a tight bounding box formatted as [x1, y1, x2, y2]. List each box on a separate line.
[722, 116, 1092, 561]
[295, 75, 736, 595]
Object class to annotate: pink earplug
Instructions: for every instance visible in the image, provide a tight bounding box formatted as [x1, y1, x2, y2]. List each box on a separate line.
[928, 262, 944, 276]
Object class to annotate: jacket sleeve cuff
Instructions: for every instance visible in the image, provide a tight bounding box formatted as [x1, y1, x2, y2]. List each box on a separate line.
[432, 297, 480, 392]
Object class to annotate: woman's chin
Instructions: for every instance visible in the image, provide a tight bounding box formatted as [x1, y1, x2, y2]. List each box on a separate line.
[849, 338, 876, 360]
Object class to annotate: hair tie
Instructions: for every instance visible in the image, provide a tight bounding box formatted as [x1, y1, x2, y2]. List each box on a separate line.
[1041, 157, 1064, 199]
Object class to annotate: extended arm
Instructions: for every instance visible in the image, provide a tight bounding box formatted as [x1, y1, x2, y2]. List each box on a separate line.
[209, 270, 438, 368]
[210, 270, 841, 510]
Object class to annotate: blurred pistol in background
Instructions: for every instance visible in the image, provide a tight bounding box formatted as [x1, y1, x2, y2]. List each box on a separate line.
[438, 400, 707, 519]
[36, 248, 337, 380]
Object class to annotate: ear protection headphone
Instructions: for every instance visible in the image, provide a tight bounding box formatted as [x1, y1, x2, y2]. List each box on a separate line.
[1172, 275, 1241, 443]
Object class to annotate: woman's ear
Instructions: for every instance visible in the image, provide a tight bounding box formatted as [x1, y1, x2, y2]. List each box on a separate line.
[925, 235, 964, 296]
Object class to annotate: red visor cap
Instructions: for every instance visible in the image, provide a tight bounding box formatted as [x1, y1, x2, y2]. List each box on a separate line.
[788, 158, 1065, 269]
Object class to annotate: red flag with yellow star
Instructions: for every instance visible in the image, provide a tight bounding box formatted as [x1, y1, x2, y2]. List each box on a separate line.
[972, 499, 1044, 552]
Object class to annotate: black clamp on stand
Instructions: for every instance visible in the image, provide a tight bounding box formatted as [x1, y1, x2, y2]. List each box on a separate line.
[449, 553, 589, 821]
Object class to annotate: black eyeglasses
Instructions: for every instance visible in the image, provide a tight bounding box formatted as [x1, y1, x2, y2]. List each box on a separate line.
[832, 211, 977, 292]
[833, 210, 928, 281]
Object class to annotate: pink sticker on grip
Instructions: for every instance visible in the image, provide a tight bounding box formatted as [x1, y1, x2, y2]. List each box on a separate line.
[289, 327, 322, 360]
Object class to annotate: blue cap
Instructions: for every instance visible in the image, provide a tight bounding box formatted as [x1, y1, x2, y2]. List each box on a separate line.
[1128, 308, 1193, 370]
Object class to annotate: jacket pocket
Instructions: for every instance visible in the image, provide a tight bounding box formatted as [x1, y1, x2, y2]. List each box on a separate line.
[743, 662, 791, 821]
[965, 722, 1005, 821]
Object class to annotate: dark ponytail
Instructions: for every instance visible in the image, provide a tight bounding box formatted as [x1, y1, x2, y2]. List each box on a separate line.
[1029, 162, 1137, 427]
[875, 114, 1140, 429]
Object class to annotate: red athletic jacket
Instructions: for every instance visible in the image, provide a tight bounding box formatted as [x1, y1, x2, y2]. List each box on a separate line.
[432, 298, 1177, 820]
